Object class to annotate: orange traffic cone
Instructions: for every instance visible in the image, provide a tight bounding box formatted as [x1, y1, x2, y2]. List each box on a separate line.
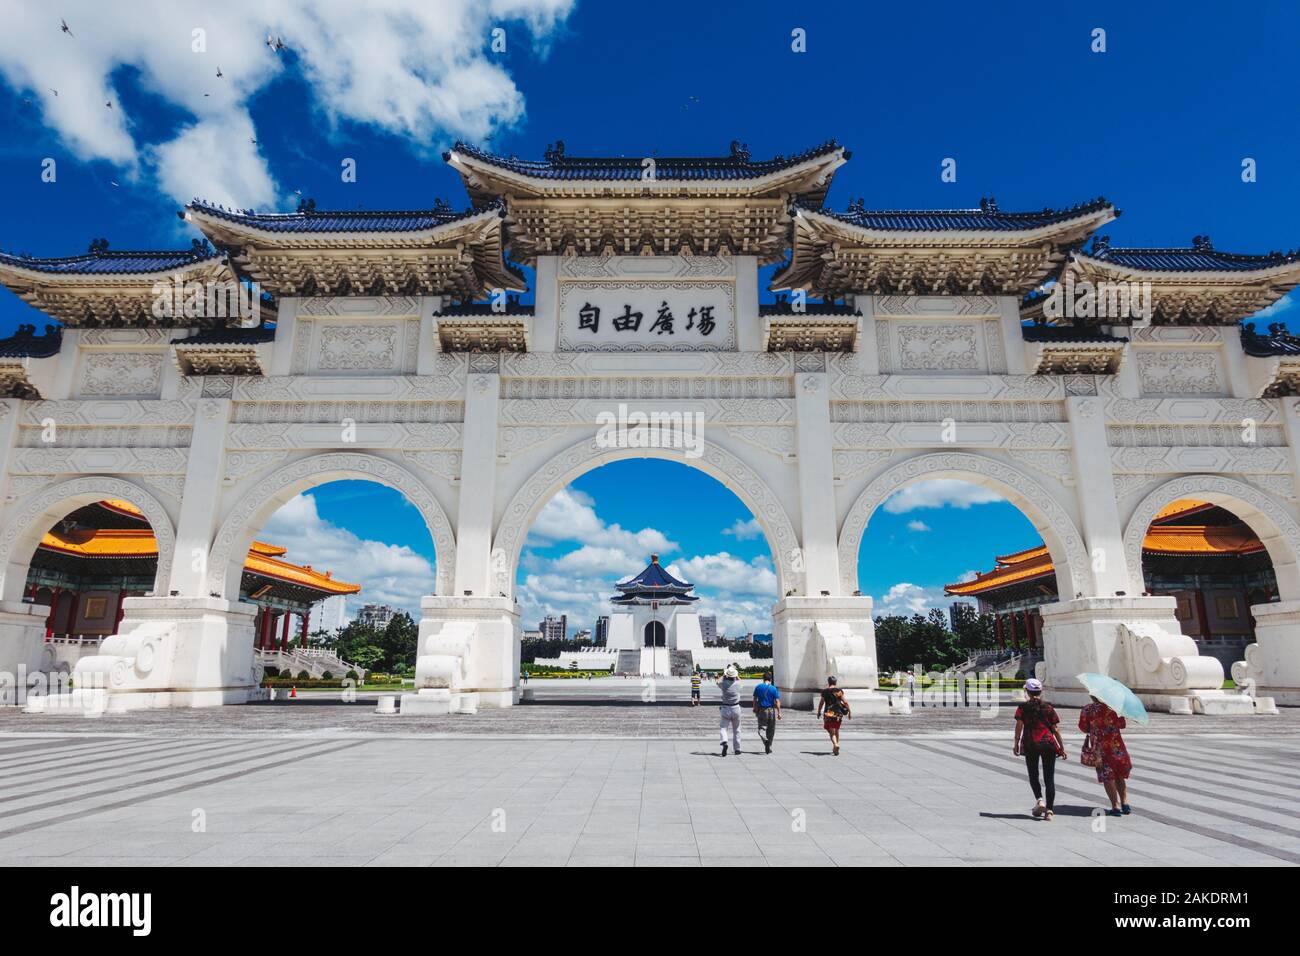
[289, 685, 297, 698]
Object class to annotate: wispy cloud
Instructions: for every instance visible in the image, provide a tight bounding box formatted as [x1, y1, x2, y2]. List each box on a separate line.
[883, 479, 1005, 514]
[0, 0, 575, 208]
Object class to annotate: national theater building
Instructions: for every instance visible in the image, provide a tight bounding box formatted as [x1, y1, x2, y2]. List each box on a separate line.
[1, 138, 1300, 716]
[27, 499, 358, 672]
[947, 500, 1277, 669]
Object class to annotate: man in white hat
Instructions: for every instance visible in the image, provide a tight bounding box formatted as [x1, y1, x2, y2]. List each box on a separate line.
[716, 664, 743, 756]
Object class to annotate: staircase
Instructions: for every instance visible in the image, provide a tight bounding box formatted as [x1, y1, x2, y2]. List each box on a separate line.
[614, 650, 641, 675]
[259, 648, 366, 681]
[668, 650, 694, 677]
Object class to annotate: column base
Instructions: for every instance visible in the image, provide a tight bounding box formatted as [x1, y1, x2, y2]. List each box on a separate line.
[1234, 601, 1300, 705]
[26, 597, 258, 713]
[772, 596, 885, 711]
[404, 596, 519, 714]
[0, 600, 49, 706]
[1039, 596, 1250, 714]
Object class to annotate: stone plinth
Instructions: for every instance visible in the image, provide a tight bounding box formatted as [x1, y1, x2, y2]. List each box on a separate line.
[404, 595, 519, 713]
[1236, 601, 1300, 705]
[0, 600, 48, 704]
[1041, 596, 1232, 713]
[772, 595, 888, 713]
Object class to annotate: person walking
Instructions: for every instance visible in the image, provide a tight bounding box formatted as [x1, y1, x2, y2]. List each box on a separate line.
[1079, 695, 1133, 816]
[752, 670, 781, 754]
[716, 664, 742, 756]
[1013, 678, 1065, 821]
[690, 669, 702, 706]
[816, 675, 851, 755]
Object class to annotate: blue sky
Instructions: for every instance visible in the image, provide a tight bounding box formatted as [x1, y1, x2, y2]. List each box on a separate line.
[0, 1, 1295, 630]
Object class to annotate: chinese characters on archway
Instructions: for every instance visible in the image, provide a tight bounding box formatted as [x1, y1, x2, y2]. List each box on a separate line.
[578, 300, 717, 337]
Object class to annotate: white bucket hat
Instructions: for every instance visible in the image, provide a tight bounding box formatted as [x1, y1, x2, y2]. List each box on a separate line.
[1024, 678, 1043, 693]
[724, 664, 739, 678]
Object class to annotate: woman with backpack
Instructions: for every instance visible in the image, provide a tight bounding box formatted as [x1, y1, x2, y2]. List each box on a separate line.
[817, 675, 851, 756]
[1012, 678, 1066, 821]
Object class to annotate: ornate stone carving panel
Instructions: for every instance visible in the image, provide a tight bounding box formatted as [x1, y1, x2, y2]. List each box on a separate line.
[78, 352, 164, 397]
[1135, 349, 1224, 396]
[896, 323, 980, 371]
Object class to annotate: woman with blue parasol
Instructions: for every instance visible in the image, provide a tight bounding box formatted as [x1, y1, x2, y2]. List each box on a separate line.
[1077, 673, 1148, 817]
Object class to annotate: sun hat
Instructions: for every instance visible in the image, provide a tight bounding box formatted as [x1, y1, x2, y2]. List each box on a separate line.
[1024, 678, 1043, 693]
[724, 664, 738, 678]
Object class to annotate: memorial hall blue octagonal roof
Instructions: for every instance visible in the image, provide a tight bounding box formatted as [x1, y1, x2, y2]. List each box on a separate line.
[611, 554, 698, 605]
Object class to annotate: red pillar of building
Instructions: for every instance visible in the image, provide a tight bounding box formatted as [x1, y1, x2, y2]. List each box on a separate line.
[113, 589, 126, 634]
[1008, 611, 1020, 650]
[280, 611, 291, 651]
[994, 613, 1005, 650]
[300, 609, 310, 647]
[45, 587, 61, 639]
[65, 592, 80, 640]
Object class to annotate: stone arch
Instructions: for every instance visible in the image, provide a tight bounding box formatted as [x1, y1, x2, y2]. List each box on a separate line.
[492, 435, 801, 599]
[206, 452, 456, 600]
[837, 451, 1091, 598]
[0, 476, 176, 602]
[1122, 475, 1300, 601]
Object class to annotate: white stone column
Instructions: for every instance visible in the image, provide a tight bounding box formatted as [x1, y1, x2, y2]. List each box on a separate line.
[0, 398, 47, 698]
[168, 398, 232, 596]
[531, 257, 559, 352]
[269, 297, 299, 375]
[416, 295, 443, 374]
[793, 370, 838, 596]
[454, 372, 500, 597]
[996, 296, 1030, 375]
[734, 256, 762, 353]
[1063, 396, 1126, 595]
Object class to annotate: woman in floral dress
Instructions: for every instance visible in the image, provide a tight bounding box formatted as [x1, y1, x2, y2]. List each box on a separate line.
[1078, 697, 1133, 817]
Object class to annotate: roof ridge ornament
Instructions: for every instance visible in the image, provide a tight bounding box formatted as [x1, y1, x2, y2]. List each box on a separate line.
[88, 237, 109, 255]
[1192, 234, 1213, 251]
[979, 197, 998, 213]
[729, 140, 750, 162]
[543, 139, 565, 162]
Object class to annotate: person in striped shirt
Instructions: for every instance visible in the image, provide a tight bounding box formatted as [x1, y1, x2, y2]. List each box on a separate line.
[690, 670, 702, 706]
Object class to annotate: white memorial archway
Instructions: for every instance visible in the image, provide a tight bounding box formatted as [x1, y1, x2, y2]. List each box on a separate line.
[1, 139, 1298, 713]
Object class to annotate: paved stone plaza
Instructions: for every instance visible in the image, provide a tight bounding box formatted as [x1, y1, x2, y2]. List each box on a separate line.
[0, 681, 1295, 867]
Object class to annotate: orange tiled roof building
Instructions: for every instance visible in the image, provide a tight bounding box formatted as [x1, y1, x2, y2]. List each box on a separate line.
[27, 500, 358, 650]
[946, 500, 1278, 666]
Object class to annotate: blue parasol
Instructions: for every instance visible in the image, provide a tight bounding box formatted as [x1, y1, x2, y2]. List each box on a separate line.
[1076, 672, 1149, 726]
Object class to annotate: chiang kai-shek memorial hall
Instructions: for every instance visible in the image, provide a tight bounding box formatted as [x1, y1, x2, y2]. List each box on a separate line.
[1, 139, 1300, 715]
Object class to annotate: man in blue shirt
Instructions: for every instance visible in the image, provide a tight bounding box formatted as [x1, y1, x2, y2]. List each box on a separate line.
[752, 670, 782, 754]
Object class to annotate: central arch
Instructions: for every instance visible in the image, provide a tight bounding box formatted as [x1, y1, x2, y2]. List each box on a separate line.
[1122, 474, 1300, 602]
[206, 452, 457, 600]
[492, 435, 801, 600]
[837, 451, 1092, 599]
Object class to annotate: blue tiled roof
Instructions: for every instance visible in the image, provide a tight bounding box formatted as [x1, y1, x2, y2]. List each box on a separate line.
[0, 324, 62, 358]
[186, 198, 504, 233]
[809, 196, 1113, 232]
[0, 243, 221, 275]
[613, 555, 697, 602]
[759, 297, 859, 316]
[448, 140, 845, 183]
[1020, 324, 1128, 344]
[1085, 236, 1300, 272]
[1242, 322, 1300, 357]
[435, 299, 535, 317]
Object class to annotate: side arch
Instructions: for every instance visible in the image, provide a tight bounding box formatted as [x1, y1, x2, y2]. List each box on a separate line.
[0, 476, 176, 602]
[836, 452, 1092, 598]
[206, 452, 456, 600]
[492, 436, 801, 599]
[1122, 475, 1300, 601]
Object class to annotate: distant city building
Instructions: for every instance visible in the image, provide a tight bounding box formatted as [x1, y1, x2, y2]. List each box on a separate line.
[699, 614, 717, 645]
[539, 614, 567, 640]
[594, 615, 609, 645]
[521, 629, 543, 641]
[573, 628, 592, 642]
[317, 594, 349, 633]
[358, 604, 395, 628]
[948, 602, 975, 629]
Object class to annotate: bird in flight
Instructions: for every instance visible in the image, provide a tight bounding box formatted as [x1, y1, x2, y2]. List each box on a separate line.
[266, 34, 287, 53]
[49, 88, 58, 96]
[60, 19, 74, 37]
[105, 100, 113, 109]
[216, 67, 224, 78]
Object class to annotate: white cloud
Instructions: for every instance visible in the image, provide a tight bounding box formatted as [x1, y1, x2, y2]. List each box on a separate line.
[906, 520, 931, 532]
[0, 0, 575, 208]
[527, 488, 676, 557]
[260, 492, 435, 620]
[1255, 294, 1296, 320]
[721, 517, 763, 540]
[882, 479, 1005, 514]
[873, 582, 956, 617]
[670, 553, 777, 598]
